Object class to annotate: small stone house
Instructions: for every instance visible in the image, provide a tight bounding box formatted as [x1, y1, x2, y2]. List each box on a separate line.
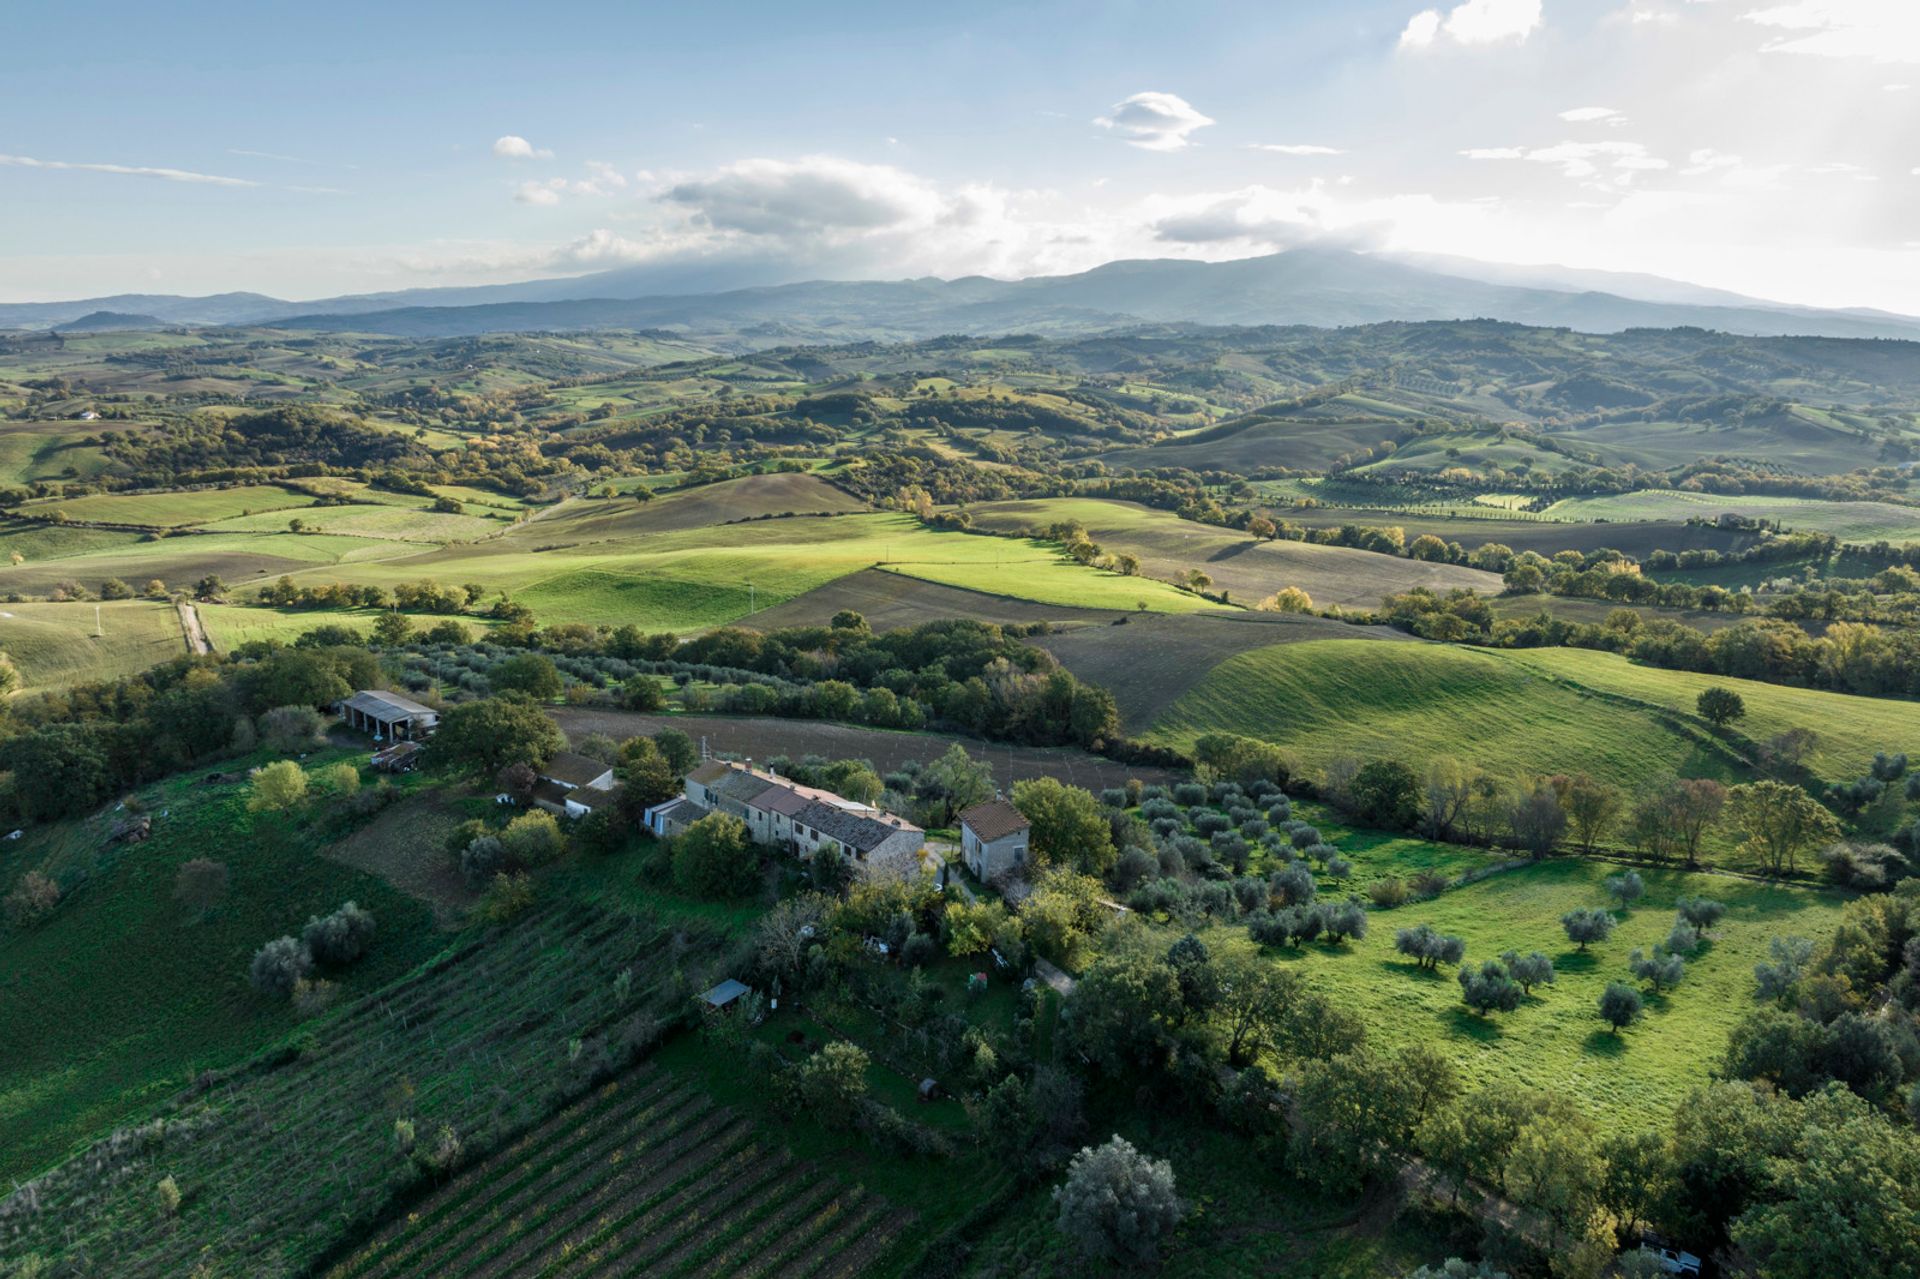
[531, 750, 618, 819]
[959, 800, 1031, 881]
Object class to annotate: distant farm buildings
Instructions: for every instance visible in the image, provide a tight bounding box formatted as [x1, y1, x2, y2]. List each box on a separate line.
[646, 759, 925, 880]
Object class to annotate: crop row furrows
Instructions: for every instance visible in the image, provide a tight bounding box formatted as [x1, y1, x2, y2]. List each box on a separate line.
[626, 1151, 802, 1278]
[688, 1173, 844, 1279]
[732, 1188, 871, 1279]
[331, 1072, 666, 1279]
[370, 1075, 710, 1275]
[770, 1197, 897, 1279]
[560, 1140, 785, 1279]
[807, 1206, 920, 1279]
[393, 1092, 725, 1279]
[459, 1113, 752, 1279]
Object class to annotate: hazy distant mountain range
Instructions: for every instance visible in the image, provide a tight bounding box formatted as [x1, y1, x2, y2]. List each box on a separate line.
[7, 248, 1920, 343]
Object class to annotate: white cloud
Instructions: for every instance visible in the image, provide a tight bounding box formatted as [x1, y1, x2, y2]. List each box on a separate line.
[1246, 143, 1346, 155]
[1093, 92, 1216, 151]
[514, 180, 562, 205]
[0, 152, 259, 187]
[1743, 1, 1920, 64]
[661, 156, 952, 233]
[1559, 106, 1625, 123]
[1401, 0, 1543, 49]
[1462, 139, 1670, 188]
[492, 135, 554, 160]
[1681, 148, 1744, 175]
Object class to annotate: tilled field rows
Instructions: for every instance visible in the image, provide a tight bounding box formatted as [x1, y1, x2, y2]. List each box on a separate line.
[330, 1070, 917, 1279]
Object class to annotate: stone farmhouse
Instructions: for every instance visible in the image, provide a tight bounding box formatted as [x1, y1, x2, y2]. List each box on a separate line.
[958, 799, 1031, 881]
[645, 759, 926, 879]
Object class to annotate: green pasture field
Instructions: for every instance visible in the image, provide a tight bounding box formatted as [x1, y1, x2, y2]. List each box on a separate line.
[17, 484, 321, 529]
[0, 600, 186, 692]
[203, 501, 510, 543]
[0, 517, 145, 564]
[0, 752, 443, 1186]
[1348, 431, 1590, 477]
[0, 420, 123, 486]
[1492, 647, 1920, 781]
[248, 510, 1222, 629]
[1570, 414, 1896, 476]
[196, 603, 496, 650]
[1200, 859, 1846, 1125]
[963, 496, 1501, 609]
[1543, 491, 1920, 544]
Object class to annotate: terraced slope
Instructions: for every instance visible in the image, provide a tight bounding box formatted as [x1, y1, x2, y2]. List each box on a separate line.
[329, 1069, 915, 1279]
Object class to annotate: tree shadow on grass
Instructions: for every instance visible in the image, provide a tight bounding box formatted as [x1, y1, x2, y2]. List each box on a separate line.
[1583, 1028, 1628, 1057]
[1443, 1008, 1505, 1042]
[1556, 949, 1601, 974]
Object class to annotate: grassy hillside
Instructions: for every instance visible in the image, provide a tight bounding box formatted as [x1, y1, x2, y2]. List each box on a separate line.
[0, 600, 187, 692]
[0, 752, 444, 1185]
[1492, 647, 1920, 780]
[1150, 637, 1753, 814]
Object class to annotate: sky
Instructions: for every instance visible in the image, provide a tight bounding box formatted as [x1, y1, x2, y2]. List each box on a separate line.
[3, 0, 1919, 311]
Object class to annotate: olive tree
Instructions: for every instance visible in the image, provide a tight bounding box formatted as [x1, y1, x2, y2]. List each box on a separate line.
[1598, 981, 1643, 1032]
[1052, 1135, 1184, 1267]
[1500, 949, 1555, 994]
[1395, 923, 1466, 971]
[1560, 908, 1616, 951]
[249, 936, 312, 998]
[1459, 960, 1523, 1016]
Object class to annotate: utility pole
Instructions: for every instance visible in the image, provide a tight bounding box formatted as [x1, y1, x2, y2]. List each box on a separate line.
[94, 604, 102, 638]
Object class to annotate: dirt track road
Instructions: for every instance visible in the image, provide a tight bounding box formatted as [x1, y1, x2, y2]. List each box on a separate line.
[177, 601, 213, 655]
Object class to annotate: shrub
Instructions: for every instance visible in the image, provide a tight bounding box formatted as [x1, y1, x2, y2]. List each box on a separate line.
[4, 871, 61, 928]
[1172, 783, 1207, 806]
[258, 704, 325, 753]
[318, 761, 360, 796]
[247, 760, 308, 813]
[156, 1174, 181, 1217]
[1324, 855, 1353, 880]
[460, 835, 507, 886]
[477, 871, 536, 923]
[292, 977, 339, 1017]
[795, 1041, 870, 1130]
[173, 858, 230, 923]
[1368, 877, 1411, 908]
[1410, 869, 1450, 899]
[249, 936, 312, 998]
[1099, 787, 1127, 809]
[1052, 1135, 1184, 1267]
[500, 810, 566, 867]
[302, 901, 376, 966]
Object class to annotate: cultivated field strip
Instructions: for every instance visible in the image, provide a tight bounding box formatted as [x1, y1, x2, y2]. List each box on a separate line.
[0, 903, 730, 1277]
[329, 1073, 917, 1279]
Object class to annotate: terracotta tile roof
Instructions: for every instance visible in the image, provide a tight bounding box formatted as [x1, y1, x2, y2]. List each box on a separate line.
[960, 800, 1030, 842]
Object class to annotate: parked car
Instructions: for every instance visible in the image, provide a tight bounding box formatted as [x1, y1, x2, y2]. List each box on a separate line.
[1648, 1247, 1701, 1277]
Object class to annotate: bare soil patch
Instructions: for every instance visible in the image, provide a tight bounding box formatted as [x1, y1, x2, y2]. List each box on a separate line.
[320, 789, 478, 926]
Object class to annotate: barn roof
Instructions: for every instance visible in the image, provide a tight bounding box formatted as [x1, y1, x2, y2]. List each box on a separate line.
[343, 690, 435, 721]
[542, 751, 612, 788]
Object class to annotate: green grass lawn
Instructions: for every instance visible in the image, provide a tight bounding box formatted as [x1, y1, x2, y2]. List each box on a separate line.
[0, 599, 187, 692]
[196, 603, 498, 649]
[0, 752, 444, 1184]
[203, 502, 509, 543]
[1200, 858, 1847, 1125]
